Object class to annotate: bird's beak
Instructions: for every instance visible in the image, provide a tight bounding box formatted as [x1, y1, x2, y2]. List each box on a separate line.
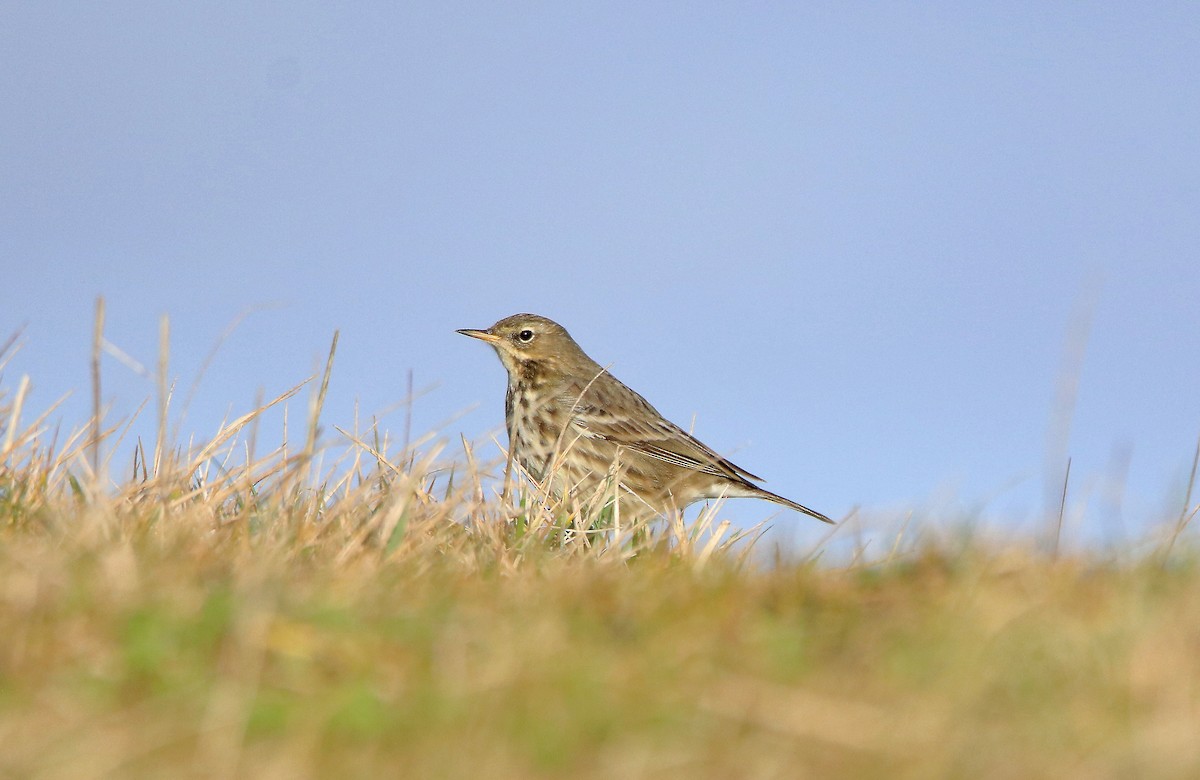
[456, 328, 502, 344]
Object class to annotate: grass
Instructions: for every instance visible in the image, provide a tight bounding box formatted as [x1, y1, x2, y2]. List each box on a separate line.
[1, 323, 1199, 779]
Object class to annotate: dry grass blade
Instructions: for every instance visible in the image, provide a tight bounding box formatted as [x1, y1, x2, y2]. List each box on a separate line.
[0, 324, 25, 368]
[2, 375, 30, 460]
[304, 330, 339, 465]
[1161, 432, 1200, 563]
[154, 313, 171, 476]
[1051, 456, 1071, 559]
[90, 295, 105, 478]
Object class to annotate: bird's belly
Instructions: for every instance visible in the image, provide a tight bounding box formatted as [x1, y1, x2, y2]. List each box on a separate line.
[508, 400, 565, 482]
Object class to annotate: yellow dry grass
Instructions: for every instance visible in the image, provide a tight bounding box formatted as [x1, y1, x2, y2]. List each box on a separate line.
[1, 324, 1198, 779]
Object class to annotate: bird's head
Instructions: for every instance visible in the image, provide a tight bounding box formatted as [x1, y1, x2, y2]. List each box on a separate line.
[457, 313, 593, 380]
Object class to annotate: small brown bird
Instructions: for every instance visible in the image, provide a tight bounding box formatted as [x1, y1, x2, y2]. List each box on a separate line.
[457, 314, 833, 524]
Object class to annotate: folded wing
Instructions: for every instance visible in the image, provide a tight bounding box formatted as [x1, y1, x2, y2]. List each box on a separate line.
[562, 376, 764, 484]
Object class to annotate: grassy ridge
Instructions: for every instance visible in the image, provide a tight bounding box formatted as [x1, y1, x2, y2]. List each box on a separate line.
[2, 336, 1199, 778]
[5, 511, 1199, 778]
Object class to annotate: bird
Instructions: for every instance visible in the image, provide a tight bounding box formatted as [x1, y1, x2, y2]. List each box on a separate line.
[457, 314, 833, 525]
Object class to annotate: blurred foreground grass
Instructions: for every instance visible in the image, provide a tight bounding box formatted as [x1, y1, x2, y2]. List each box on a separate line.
[1, 330, 1198, 778]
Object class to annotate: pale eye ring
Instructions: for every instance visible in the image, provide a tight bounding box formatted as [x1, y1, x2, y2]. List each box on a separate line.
[517, 329, 535, 343]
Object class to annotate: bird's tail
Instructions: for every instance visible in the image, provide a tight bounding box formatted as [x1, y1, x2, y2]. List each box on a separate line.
[754, 487, 835, 524]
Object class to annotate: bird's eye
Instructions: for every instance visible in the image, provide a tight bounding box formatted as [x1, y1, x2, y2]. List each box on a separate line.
[517, 329, 535, 343]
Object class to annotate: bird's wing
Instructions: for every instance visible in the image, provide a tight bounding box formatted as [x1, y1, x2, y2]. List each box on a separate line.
[560, 376, 763, 483]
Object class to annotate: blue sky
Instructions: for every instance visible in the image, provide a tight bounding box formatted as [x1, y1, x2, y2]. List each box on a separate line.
[3, 3, 1198, 544]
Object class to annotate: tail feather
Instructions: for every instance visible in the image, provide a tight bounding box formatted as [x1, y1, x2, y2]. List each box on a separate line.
[753, 486, 835, 524]
[714, 480, 835, 524]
